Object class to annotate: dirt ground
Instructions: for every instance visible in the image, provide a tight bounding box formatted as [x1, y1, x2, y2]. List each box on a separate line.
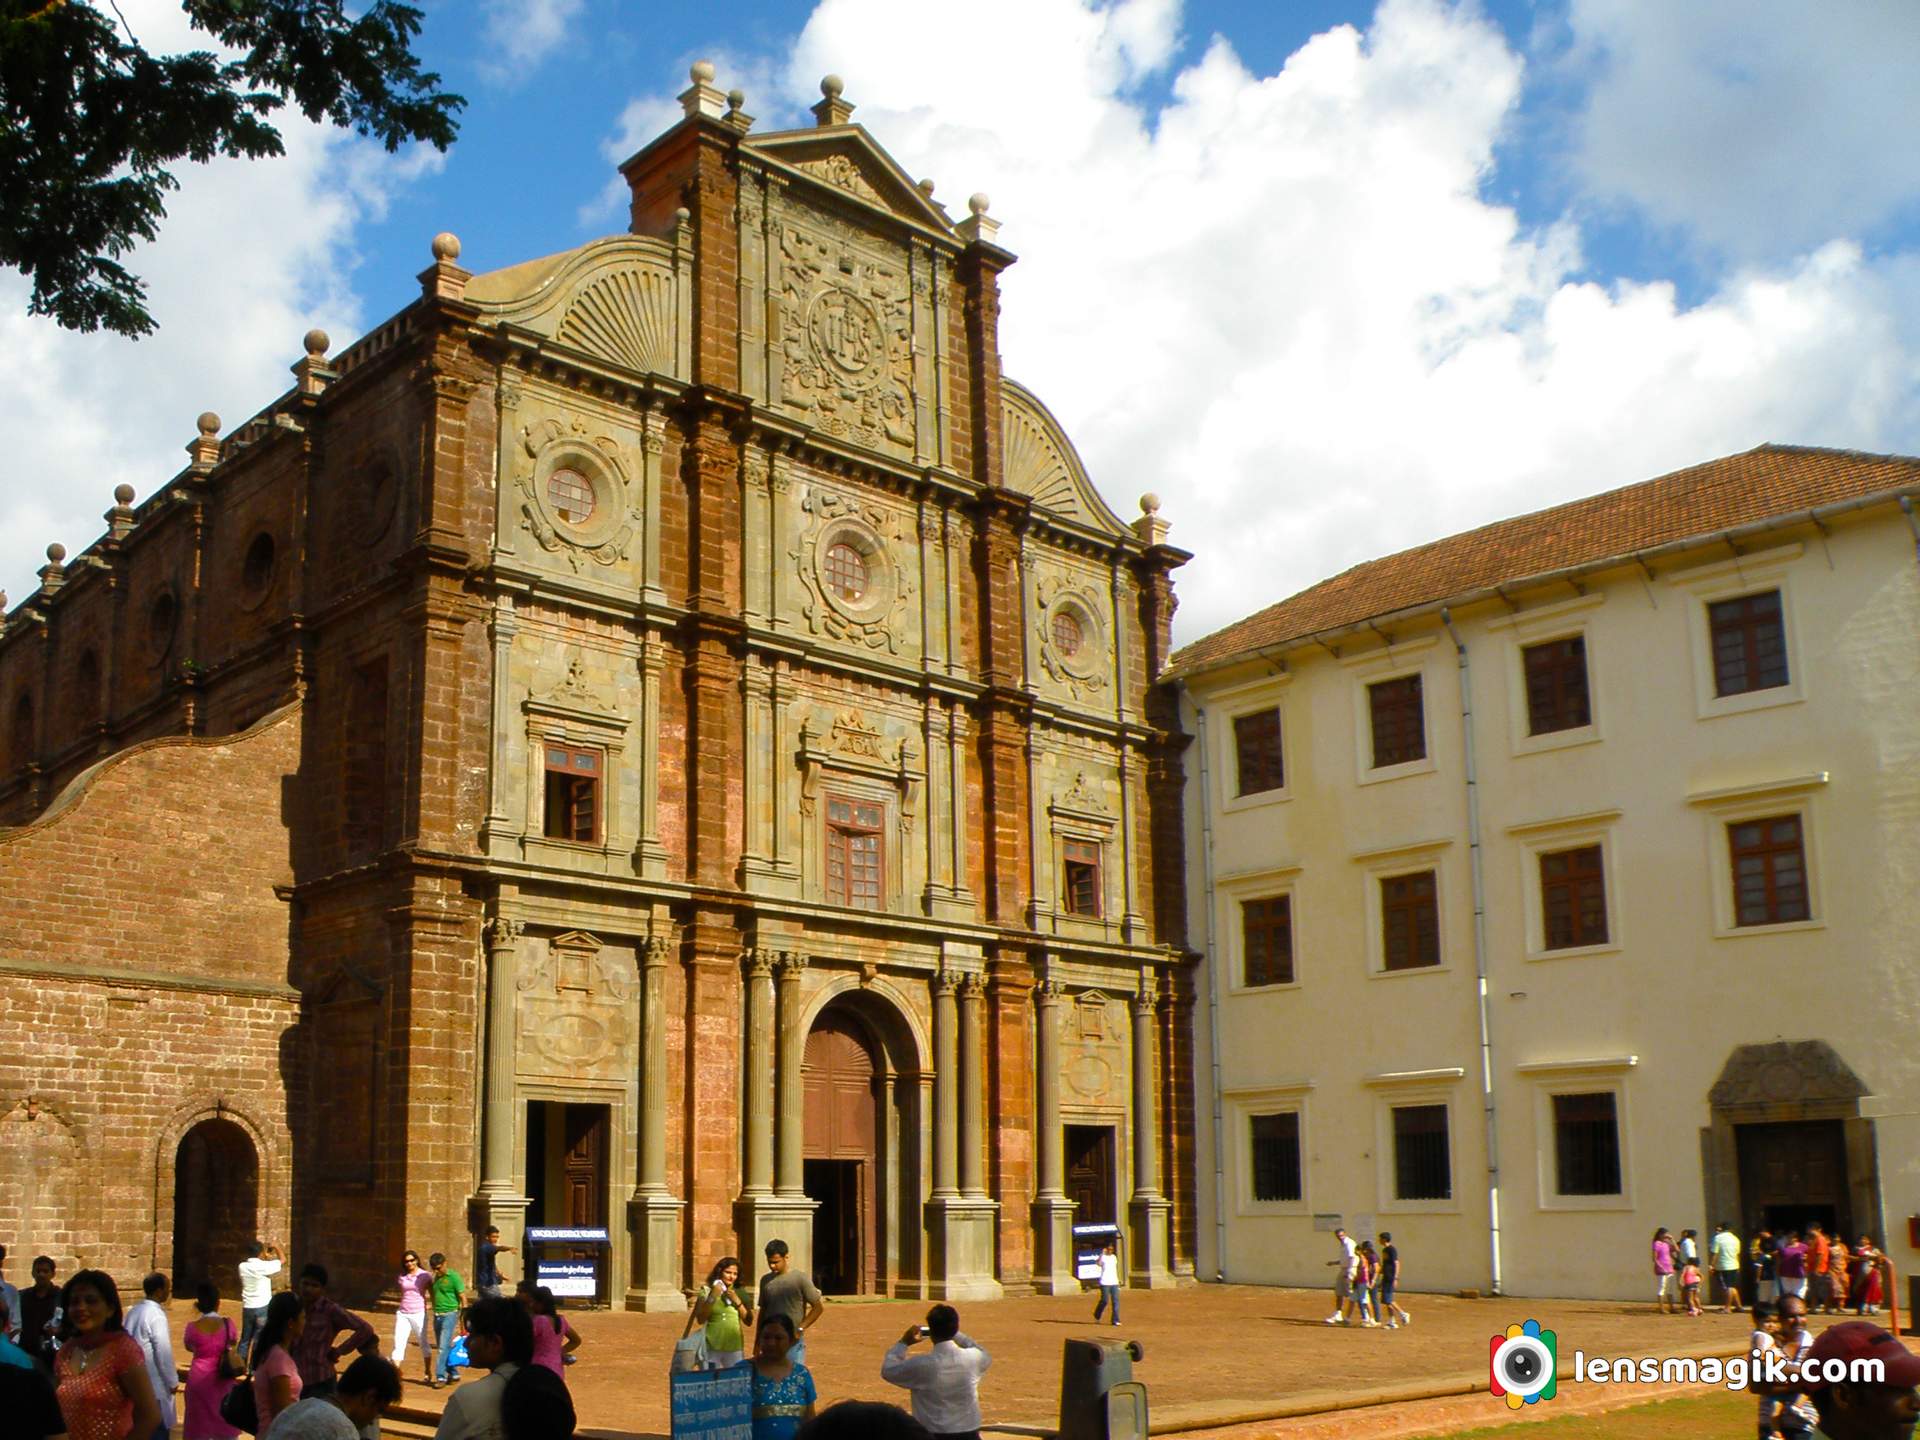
[161, 1283, 1770, 1438]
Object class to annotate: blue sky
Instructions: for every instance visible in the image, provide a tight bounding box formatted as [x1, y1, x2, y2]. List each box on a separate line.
[3, 0, 1918, 644]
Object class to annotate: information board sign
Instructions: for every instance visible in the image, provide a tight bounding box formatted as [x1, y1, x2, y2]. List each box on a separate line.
[527, 1226, 610, 1244]
[1073, 1222, 1120, 1281]
[670, 1365, 753, 1440]
[534, 1259, 598, 1299]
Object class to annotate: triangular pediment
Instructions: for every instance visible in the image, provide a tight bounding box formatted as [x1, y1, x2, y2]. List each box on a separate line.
[745, 127, 956, 235]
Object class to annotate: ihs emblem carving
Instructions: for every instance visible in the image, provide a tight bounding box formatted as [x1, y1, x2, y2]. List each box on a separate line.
[777, 220, 913, 453]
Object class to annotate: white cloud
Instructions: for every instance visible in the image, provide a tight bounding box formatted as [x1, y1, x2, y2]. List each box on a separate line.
[751, 0, 1920, 644]
[478, 0, 586, 82]
[1565, 0, 1920, 258]
[0, 0, 442, 613]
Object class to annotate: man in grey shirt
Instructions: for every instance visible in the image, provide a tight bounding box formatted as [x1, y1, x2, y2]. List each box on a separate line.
[756, 1239, 825, 1364]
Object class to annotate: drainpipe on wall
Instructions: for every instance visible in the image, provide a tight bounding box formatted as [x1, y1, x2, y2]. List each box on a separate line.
[1194, 701, 1229, 1282]
[1900, 496, 1920, 570]
[1441, 606, 1503, 1297]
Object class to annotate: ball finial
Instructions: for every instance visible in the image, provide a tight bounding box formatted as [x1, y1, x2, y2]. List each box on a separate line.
[114, 483, 135, 506]
[197, 412, 221, 437]
[691, 60, 716, 84]
[46, 543, 66, 564]
[726, 88, 745, 111]
[431, 232, 461, 262]
[821, 74, 844, 98]
[917, 178, 936, 197]
[1140, 492, 1162, 516]
[968, 192, 991, 217]
[303, 328, 329, 358]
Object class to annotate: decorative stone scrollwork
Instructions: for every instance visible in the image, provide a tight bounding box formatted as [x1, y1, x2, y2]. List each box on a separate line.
[536, 651, 615, 714]
[933, 969, 959, 996]
[791, 484, 914, 652]
[514, 415, 641, 573]
[1035, 573, 1108, 697]
[485, 917, 523, 950]
[776, 213, 914, 453]
[1133, 969, 1160, 1013]
[1035, 977, 1066, 1003]
[796, 154, 886, 207]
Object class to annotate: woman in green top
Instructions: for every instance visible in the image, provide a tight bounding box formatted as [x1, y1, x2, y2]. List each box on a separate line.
[694, 1256, 753, 1369]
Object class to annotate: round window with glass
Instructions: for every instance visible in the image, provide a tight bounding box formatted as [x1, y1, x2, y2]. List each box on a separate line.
[1051, 608, 1085, 658]
[546, 468, 596, 525]
[823, 541, 870, 602]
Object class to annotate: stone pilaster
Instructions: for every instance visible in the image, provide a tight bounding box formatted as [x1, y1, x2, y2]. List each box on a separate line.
[627, 934, 685, 1309]
[925, 968, 1002, 1300]
[931, 970, 960, 1198]
[475, 918, 530, 1247]
[749, 950, 818, 1275]
[633, 634, 670, 878]
[1128, 971, 1174, 1289]
[1030, 976, 1078, 1292]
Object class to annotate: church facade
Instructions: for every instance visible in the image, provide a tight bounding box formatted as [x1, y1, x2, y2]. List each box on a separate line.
[0, 68, 1196, 1306]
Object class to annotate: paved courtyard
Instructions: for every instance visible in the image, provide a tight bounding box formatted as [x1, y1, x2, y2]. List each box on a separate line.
[165, 1281, 1768, 1437]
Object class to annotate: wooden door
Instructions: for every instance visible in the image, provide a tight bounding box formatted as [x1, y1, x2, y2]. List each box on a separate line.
[803, 1010, 879, 1292]
[1737, 1120, 1850, 1239]
[1065, 1125, 1116, 1226]
[561, 1104, 608, 1228]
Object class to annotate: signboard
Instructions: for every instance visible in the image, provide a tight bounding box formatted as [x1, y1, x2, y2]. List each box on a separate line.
[1311, 1213, 1344, 1232]
[527, 1226, 610, 1244]
[1073, 1222, 1120, 1282]
[670, 1365, 753, 1440]
[535, 1259, 598, 1299]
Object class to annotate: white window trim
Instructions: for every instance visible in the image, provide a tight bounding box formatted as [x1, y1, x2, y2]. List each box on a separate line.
[1498, 596, 1605, 757]
[1217, 685, 1293, 813]
[1669, 543, 1806, 720]
[1345, 642, 1440, 786]
[1218, 863, 1305, 994]
[1689, 774, 1827, 938]
[1369, 1077, 1463, 1215]
[1355, 841, 1453, 978]
[1507, 810, 1624, 961]
[1524, 1059, 1636, 1213]
[1225, 1082, 1314, 1216]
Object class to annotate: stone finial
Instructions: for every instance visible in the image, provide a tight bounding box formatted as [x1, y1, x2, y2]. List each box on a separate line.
[956, 191, 1000, 245]
[917, 178, 936, 198]
[292, 327, 335, 396]
[812, 73, 855, 127]
[38, 543, 67, 595]
[187, 412, 223, 472]
[680, 58, 728, 120]
[723, 87, 754, 134]
[105, 483, 137, 539]
[1134, 492, 1170, 546]
[420, 231, 470, 301]
[303, 329, 329, 358]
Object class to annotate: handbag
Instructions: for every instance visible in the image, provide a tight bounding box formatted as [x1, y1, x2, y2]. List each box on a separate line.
[219, 1375, 260, 1434]
[216, 1319, 242, 1382]
[671, 1295, 708, 1373]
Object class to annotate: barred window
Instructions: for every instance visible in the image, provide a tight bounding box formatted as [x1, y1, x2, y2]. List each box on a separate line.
[1392, 1104, 1451, 1201]
[1553, 1092, 1622, 1196]
[546, 469, 596, 525]
[823, 542, 869, 602]
[1250, 1112, 1302, 1203]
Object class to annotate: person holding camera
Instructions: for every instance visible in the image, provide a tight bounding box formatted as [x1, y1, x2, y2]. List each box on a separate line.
[880, 1305, 991, 1440]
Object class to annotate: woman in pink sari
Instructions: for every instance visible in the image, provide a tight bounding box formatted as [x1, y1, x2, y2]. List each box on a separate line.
[182, 1282, 241, 1440]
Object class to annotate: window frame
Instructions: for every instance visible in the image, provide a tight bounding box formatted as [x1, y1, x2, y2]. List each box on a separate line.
[1691, 776, 1826, 939]
[825, 792, 887, 911]
[1539, 843, 1610, 951]
[1379, 869, 1441, 973]
[1249, 1110, 1305, 1205]
[1521, 634, 1593, 737]
[1240, 893, 1295, 989]
[1707, 589, 1790, 699]
[542, 743, 604, 846]
[1726, 813, 1811, 928]
[1061, 837, 1103, 918]
[1367, 673, 1428, 771]
[1211, 679, 1293, 813]
[1366, 1075, 1463, 1215]
[1345, 642, 1439, 786]
[1671, 544, 1805, 720]
[1509, 811, 1623, 962]
[1217, 864, 1305, 996]
[1232, 706, 1286, 798]
[1521, 1059, 1636, 1212]
[1358, 842, 1452, 979]
[1550, 1090, 1624, 1198]
[1225, 1084, 1313, 1216]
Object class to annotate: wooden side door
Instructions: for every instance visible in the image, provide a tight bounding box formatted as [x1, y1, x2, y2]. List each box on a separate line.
[803, 1012, 879, 1292]
[1065, 1125, 1116, 1227]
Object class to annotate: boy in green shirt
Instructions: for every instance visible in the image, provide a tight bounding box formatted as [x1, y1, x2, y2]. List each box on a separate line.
[429, 1253, 466, 1387]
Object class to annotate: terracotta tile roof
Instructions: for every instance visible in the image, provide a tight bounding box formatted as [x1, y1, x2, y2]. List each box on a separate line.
[1171, 445, 1920, 678]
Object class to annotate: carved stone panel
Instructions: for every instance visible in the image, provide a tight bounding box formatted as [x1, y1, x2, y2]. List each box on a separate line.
[516, 931, 638, 1083]
[509, 407, 643, 580]
[773, 203, 915, 457]
[788, 479, 919, 658]
[1033, 564, 1110, 707]
[1064, 990, 1126, 1107]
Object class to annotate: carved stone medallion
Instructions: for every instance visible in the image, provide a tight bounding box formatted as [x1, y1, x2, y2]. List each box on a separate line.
[776, 213, 914, 454]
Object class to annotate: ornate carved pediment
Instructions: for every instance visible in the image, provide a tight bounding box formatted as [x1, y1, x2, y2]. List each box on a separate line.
[1002, 381, 1131, 539]
[532, 651, 616, 715]
[554, 267, 675, 376]
[746, 131, 955, 233]
[1709, 1041, 1869, 1113]
[830, 709, 884, 758]
[463, 236, 685, 381]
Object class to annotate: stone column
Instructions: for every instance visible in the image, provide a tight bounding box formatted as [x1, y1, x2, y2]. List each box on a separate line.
[1127, 970, 1174, 1288]
[1030, 976, 1078, 1291]
[742, 949, 776, 1195]
[958, 974, 987, 1198]
[931, 970, 960, 1198]
[634, 635, 669, 878]
[774, 951, 809, 1193]
[735, 948, 814, 1272]
[627, 934, 684, 1309]
[475, 919, 530, 1259]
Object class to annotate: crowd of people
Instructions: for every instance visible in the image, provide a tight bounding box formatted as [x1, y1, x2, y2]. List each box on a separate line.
[1321, 1227, 1412, 1329]
[1653, 1222, 1892, 1319]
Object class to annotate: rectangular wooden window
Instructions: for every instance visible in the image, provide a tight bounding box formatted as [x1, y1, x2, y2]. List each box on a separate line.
[1392, 1103, 1452, 1201]
[1250, 1112, 1302, 1202]
[826, 797, 885, 910]
[1063, 839, 1102, 917]
[1233, 708, 1285, 796]
[1553, 1091, 1622, 1196]
[1728, 814, 1809, 926]
[1241, 896, 1294, 987]
[1708, 590, 1789, 697]
[1368, 674, 1426, 768]
[1380, 871, 1440, 971]
[542, 745, 601, 843]
[1540, 844, 1608, 950]
[1522, 636, 1591, 735]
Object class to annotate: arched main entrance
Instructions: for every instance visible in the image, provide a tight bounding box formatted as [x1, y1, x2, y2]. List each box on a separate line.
[803, 1005, 883, 1294]
[172, 1118, 259, 1293]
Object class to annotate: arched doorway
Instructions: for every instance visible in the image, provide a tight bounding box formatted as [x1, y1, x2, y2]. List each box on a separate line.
[803, 1005, 882, 1294]
[172, 1119, 259, 1294]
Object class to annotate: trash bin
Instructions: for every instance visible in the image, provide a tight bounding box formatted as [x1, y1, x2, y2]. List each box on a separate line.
[1058, 1337, 1148, 1440]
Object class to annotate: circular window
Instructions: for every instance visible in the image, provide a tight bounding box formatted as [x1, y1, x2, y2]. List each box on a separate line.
[823, 542, 869, 602]
[146, 591, 177, 660]
[242, 532, 277, 597]
[546, 469, 596, 525]
[1051, 609, 1084, 658]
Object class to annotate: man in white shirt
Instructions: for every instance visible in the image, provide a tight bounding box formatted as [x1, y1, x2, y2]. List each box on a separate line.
[123, 1272, 176, 1440]
[1324, 1228, 1357, 1324]
[434, 1296, 532, 1440]
[264, 1354, 401, 1440]
[881, 1306, 991, 1440]
[238, 1240, 283, 1361]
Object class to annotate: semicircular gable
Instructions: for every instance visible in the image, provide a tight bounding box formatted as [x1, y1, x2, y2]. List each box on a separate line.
[465, 235, 683, 381]
[1001, 380, 1130, 539]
